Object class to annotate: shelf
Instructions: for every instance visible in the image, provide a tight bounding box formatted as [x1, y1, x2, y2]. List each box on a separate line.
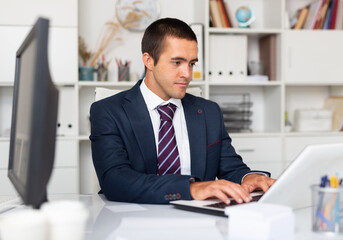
[1, 136, 91, 142]
[189, 81, 206, 86]
[0, 82, 77, 87]
[78, 81, 137, 88]
[0, 137, 10, 141]
[209, 81, 281, 86]
[56, 136, 79, 141]
[230, 132, 282, 138]
[78, 80, 206, 88]
[209, 28, 282, 36]
[55, 82, 77, 87]
[78, 135, 90, 141]
[285, 82, 343, 86]
[284, 29, 343, 33]
[0, 82, 13, 87]
[284, 132, 343, 137]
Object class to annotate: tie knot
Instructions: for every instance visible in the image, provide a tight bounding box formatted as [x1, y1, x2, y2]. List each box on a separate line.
[157, 103, 176, 121]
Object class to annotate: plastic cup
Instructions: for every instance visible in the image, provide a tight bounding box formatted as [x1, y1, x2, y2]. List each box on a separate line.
[311, 185, 343, 236]
[0, 209, 48, 240]
[41, 200, 89, 240]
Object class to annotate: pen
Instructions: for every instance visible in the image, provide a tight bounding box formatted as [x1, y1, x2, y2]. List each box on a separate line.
[321, 175, 328, 188]
[319, 204, 333, 230]
[316, 175, 328, 229]
[334, 174, 340, 232]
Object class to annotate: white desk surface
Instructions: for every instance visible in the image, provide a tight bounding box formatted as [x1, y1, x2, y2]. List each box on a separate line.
[2, 194, 342, 240]
[49, 194, 342, 240]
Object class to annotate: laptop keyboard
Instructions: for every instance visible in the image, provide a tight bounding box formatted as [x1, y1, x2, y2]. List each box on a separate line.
[204, 194, 263, 209]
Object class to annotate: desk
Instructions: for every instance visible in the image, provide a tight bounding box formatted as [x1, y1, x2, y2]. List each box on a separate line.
[1, 194, 342, 240]
[50, 194, 341, 240]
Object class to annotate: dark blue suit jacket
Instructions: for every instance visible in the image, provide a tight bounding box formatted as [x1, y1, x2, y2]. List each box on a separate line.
[90, 80, 259, 204]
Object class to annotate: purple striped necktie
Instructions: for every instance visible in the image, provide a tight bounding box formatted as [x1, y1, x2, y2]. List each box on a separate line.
[157, 103, 181, 176]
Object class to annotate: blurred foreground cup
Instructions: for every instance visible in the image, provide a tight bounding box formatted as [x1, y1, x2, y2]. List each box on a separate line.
[41, 200, 89, 240]
[0, 209, 48, 240]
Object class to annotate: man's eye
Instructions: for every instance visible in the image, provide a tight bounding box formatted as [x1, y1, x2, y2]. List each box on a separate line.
[190, 62, 196, 67]
[172, 61, 181, 65]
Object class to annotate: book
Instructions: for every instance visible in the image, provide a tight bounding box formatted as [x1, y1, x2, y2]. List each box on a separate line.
[259, 35, 276, 81]
[209, 0, 223, 28]
[328, 0, 338, 28]
[217, 0, 230, 27]
[223, 1, 234, 28]
[335, 0, 343, 29]
[290, 8, 301, 29]
[294, 6, 309, 29]
[323, 0, 335, 29]
[314, 0, 330, 29]
[303, 0, 324, 29]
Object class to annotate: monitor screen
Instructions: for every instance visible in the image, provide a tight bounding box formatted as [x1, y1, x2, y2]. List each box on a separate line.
[8, 17, 59, 209]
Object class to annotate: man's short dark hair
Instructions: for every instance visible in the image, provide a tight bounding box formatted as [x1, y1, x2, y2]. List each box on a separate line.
[141, 18, 197, 65]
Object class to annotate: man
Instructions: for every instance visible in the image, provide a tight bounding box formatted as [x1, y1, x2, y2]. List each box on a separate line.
[90, 18, 275, 205]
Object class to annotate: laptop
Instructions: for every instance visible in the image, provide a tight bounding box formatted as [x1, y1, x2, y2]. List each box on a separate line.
[170, 143, 343, 216]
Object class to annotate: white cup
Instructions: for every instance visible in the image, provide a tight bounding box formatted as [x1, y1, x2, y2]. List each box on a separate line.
[0, 209, 48, 240]
[41, 200, 89, 240]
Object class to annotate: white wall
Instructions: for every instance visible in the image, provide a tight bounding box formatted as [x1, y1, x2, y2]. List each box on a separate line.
[0, 0, 79, 195]
[78, 0, 200, 81]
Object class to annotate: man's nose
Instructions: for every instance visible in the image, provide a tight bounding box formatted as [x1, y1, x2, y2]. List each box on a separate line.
[180, 65, 192, 79]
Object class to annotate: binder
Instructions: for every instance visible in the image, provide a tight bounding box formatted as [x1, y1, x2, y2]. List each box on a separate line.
[190, 23, 204, 81]
[209, 34, 247, 82]
[57, 87, 77, 136]
[259, 35, 277, 81]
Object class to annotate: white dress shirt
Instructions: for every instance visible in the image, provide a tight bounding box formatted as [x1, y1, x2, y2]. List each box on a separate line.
[140, 79, 267, 181]
[140, 79, 191, 175]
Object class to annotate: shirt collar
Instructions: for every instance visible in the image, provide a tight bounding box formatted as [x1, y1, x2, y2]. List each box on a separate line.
[140, 78, 182, 111]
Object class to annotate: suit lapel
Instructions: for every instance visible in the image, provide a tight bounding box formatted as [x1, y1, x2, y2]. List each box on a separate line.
[123, 81, 157, 174]
[182, 95, 207, 180]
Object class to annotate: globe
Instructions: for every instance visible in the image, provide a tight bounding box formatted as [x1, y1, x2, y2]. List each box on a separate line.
[235, 6, 255, 28]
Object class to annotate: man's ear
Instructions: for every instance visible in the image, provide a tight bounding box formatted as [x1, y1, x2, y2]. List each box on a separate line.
[142, 52, 154, 70]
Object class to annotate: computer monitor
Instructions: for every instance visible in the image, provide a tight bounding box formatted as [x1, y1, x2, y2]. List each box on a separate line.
[7, 17, 59, 209]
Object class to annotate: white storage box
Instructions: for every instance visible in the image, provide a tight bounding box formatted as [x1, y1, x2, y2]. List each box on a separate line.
[225, 202, 295, 240]
[293, 109, 332, 132]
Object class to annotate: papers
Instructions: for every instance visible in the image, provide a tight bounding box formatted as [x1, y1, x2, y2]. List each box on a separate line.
[107, 218, 223, 240]
[105, 204, 147, 213]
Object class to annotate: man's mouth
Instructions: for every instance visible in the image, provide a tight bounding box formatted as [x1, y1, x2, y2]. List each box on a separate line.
[175, 82, 188, 87]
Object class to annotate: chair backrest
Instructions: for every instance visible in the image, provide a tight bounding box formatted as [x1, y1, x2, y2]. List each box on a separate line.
[95, 87, 123, 102]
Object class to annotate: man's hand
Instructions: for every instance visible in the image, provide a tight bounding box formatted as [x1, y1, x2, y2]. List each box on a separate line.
[241, 174, 276, 193]
[190, 180, 252, 205]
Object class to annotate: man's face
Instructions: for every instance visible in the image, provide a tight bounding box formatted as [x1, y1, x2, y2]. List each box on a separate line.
[145, 36, 198, 100]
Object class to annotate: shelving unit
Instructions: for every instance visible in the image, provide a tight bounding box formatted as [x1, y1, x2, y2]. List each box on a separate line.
[203, 0, 343, 178]
[0, 0, 79, 195]
[1, 0, 343, 195]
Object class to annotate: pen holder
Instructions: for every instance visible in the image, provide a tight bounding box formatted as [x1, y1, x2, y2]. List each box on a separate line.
[311, 185, 343, 235]
[118, 65, 130, 82]
[79, 66, 94, 81]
